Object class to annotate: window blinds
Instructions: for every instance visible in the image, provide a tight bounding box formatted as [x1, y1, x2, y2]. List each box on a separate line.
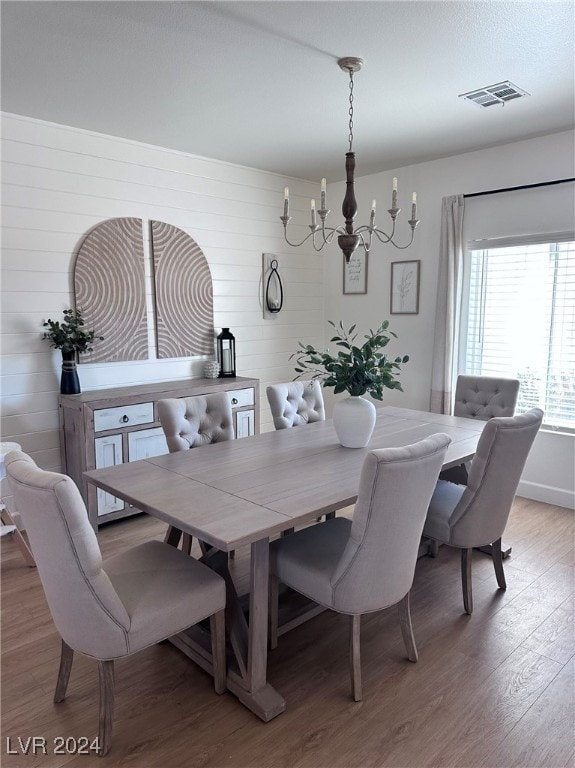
[464, 237, 575, 429]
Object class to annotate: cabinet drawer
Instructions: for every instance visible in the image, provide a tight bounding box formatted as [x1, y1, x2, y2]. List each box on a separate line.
[94, 435, 124, 516]
[235, 409, 255, 439]
[94, 402, 154, 432]
[226, 388, 255, 409]
[128, 427, 169, 461]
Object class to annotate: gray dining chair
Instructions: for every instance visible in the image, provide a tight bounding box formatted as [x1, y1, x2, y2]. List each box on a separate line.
[424, 407, 543, 615]
[441, 374, 520, 485]
[266, 381, 325, 430]
[269, 433, 451, 702]
[267, 380, 331, 525]
[5, 451, 226, 757]
[158, 393, 234, 555]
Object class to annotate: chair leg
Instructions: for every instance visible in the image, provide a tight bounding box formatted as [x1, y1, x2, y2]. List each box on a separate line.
[53, 640, 74, 702]
[461, 548, 473, 615]
[0, 505, 36, 566]
[269, 572, 279, 650]
[492, 537, 507, 590]
[398, 591, 418, 662]
[349, 614, 362, 702]
[97, 660, 114, 757]
[428, 540, 440, 558]
[210, 609, 227, 694]
[182, 533, 193, 555]
[164, 525, 182, 547]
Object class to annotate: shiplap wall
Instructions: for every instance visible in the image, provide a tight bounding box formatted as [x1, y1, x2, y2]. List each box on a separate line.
[0, 113, 324, 489]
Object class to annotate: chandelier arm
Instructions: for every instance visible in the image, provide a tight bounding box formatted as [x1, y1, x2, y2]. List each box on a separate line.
[357, 231, 372, 254]
[372, 215, 399, 243]
[319, 225, 344, 238]
[388, 232, 416, 250]
[371, 228, 395, 244]
[314, 226, 352, 250]
[318, 225, 347, 244]
[282, 230, 317, 248]
[311, 233, 329, 252]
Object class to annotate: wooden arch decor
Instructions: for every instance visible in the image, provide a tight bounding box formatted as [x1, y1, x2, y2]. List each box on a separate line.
[74, 218, 148, 362]
[150, 220, 214, 358]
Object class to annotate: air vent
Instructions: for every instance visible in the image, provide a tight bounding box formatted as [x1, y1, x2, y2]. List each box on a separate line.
[459, 81, 530, 108]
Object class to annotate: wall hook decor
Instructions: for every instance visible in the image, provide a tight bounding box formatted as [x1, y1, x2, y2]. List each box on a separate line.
[262, 253, 284, 319]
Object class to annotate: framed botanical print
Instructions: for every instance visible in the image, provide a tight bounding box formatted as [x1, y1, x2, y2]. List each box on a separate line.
[390, 260, 420, 314]
[343, 251, 368, 294]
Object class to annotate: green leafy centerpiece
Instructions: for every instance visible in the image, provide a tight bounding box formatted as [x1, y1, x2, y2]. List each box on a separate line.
[292, 320, 409, 447]
[42, 308, 103, 394]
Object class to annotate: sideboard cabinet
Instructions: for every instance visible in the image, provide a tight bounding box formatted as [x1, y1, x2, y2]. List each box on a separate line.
[59, 377, 260, 530]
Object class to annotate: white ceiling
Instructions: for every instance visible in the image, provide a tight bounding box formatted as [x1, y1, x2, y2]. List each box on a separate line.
[1, 1, 574, 182]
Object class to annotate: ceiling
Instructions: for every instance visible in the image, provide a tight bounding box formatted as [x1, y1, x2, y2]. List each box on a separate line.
[1, 1, 574, 182]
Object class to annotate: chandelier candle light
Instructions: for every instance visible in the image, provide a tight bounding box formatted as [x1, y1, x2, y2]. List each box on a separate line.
[281, 57, 420, 264]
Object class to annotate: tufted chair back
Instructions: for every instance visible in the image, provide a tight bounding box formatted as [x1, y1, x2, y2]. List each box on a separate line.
[5, 451, 132, 659]
[266, 381, 325, 430]
[157, 393, 234, 452]
[442, 408, 543, 547]
[453, 375, 519, 420]
[329, 434, 451, 614]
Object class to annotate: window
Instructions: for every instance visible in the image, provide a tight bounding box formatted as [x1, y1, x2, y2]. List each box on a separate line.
[462, 235, 575, 430]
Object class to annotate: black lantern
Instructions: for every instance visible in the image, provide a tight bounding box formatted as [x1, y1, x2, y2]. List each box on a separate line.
[217, 328, 236, 377]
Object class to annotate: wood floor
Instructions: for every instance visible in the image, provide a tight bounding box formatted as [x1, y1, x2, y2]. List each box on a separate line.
[1, 497, 573, 767]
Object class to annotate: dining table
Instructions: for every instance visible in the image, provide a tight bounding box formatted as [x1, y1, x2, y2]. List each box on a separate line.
[85, 405, 485, 722]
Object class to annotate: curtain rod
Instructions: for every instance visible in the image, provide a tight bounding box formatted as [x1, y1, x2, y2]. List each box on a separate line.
[464, 177, 575, 199]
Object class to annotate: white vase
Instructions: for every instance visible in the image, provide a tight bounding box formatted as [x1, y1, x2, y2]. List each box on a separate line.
[333, 396, 377, 448]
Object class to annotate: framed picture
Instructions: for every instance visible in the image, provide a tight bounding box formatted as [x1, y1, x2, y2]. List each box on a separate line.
[390, 260, 420, 314]
[343, 251, 368, 294]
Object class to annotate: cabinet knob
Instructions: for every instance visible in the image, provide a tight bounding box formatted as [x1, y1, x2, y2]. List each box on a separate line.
[121, 415, 130, 423]
[231, 398, 238, 405]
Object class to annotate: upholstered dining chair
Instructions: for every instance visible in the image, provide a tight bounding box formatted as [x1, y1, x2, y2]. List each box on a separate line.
[424, 407, 543, 615]
[266, 380, 325, 430]
[158, 393, 234, 555]
[5, 451, 226, 757]
[441, 375, 520, 486]
[267, 380, 330, 525]
[269, 433, 451, 702]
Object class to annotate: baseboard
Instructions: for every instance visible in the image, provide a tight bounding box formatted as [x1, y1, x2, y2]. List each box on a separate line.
[516, 480, 575, 510]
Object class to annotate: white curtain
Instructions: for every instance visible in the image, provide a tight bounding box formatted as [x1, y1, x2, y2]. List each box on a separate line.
[430, 194, 465, 414]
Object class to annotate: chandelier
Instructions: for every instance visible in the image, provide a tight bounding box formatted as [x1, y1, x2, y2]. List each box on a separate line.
[281, 57, 420, 264]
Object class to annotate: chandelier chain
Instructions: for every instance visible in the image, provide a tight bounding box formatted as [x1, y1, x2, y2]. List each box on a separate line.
[348, 70, 354, 152]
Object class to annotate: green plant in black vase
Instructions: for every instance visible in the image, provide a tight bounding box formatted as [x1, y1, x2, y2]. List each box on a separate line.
[42, 308, 103, 395]
[42, 308, 103, 356]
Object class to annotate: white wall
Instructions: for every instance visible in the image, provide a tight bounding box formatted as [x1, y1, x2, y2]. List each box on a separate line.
[324, 130, 575, 509]
[2, 115, 573, 510]
[0, 113, 324, 490]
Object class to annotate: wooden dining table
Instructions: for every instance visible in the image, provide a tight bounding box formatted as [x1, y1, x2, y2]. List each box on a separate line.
[85, 405, 485, 721]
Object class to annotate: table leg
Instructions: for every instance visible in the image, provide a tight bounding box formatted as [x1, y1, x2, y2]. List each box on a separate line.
[170, 540, 286, 722]
[228, 538, 285, 721]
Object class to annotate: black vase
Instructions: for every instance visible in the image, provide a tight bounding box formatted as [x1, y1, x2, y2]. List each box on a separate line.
[61, 351, 81, 395]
